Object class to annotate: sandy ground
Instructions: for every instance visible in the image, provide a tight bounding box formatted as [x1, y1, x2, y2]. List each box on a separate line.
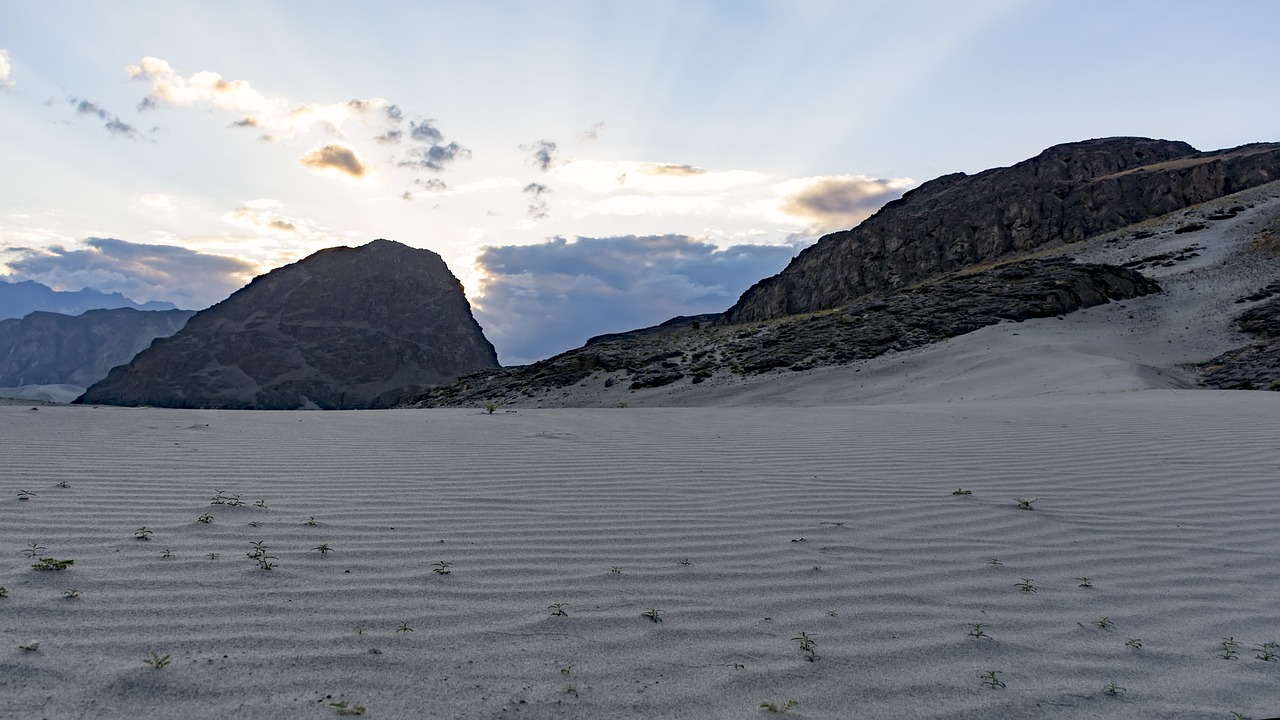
[2, 185, 1279, 719]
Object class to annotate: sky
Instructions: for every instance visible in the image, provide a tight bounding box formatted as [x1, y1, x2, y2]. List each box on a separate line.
[2, 1, 1278, 364]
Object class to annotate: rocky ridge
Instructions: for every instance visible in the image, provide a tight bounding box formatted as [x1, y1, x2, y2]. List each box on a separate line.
[0, 307, 194, 388]
[80, 239, 498, 409]
[413, 258, 1159, 407]
[726, 138, 1280, 322]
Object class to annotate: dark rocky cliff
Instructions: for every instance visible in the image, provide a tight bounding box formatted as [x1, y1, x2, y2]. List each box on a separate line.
[0, 308, 194, 387]
[725, 138, 1280, 322]
[79, 239, 498, 409]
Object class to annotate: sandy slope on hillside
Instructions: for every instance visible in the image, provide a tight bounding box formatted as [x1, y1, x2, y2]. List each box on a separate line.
[515, 181, 1280, 409]
[2, 394, 1279, 719]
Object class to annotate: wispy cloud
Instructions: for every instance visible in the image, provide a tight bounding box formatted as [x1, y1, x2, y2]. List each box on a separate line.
[2, 237, 257, 308]
[398, 141, 470, 172]
[0, 49, 13, 89]
[69, 97, 140, 139]
[775, 174, 913, 233]
[473, 234, 801, 363]
[300, 142, 368, 178]
[522, 182, 551, 219]
[581, 121, 605, 141]
[521, 139, 558, 171]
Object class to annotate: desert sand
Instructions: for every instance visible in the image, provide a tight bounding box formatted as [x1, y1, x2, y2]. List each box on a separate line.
[3, 186, 1280, 719]
[3, 389, 1279, 719]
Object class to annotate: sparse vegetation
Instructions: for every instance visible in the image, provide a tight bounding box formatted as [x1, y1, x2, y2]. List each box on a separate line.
[432, 561, 452, 575]
[483, 401, 498, 414]
[642, 608, 663, 623]
[254, 499, 268, 508]
[17, 490, 35, 500]
[791, 632, 817, 661]
[0, 587, 7, 598]
[1103, 681, 1126, 697]
[610, 566, 622, 574]
[1077, 577, 1093, 588]
[328, 700, 366, 716]
[314, 544, 333, 556]
[160, 549, 173, 559]
[988, 557, 1003, 566]
[247, 541, 276, 570]
[548, 603, 568, 617]
[197, 513, 214, 524]
[952, 488, 972, 495]
[759, 700, 799, 713]
[32, 557, 73, 571]
[1220, 637, 1241, 660]
[968, 623, 991, 640]
[1014, 497, 1037, 510]
[1255, 641, 1278, 661]
[1095, 617, 1115, 630]
[134, 527, 153, 541]
[24, 542, 47, 558]
[1125, 638, 1143, 649]
[1016, 578, 1036, 594]
[305, 517, 320, 526]
[145, 651, 171, 669]
[980, 670, 1006, 689]
[397, 621, 413, 634]
[62, 588, 80, 599]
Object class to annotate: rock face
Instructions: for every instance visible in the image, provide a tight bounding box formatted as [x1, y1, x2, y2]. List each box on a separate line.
[415, 259, 1159, 407]
[1201, 285, 1280, 391]
[726, 138, 1280, 322]
[0, 308, 194, 387]
[80, 239, 498, 409]
[0, 278, 177, 320]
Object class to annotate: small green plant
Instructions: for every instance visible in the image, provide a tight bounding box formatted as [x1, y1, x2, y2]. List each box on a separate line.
[247, 521, 261, 528]
[304, 517, 319, 526]
[564, 684, 579, 697]
[642, 608, 663, 623]
[610, 566, 622, 574]
[968, 623, 991, 640]
[145, 651, 171, 669]
[548, 603, 568, 617]
[1255, 641, 1278, 661]
[24, 542, 47, 558]
[208, 552, 220, 560]
[679, 558, 692, 566]
[1016, 578, 1036, 594]
[62, 588, 81, 599]
[1102, 681, 1126, 697]
[483, 401, 498, 414]
[247, 541, 276, 570]
[1220, 637, 1241, 660]
[56, 481, 69, 489]
[254, 499, 268, 508]
[0, 587, 7, 598]
[197, 513, 214, 524]
[227, 494, 245, 507]
[134, 527, 153, 541]
[759, 700, 799, 713]
[355, 625, 365, 635]
[561, 664, 573, 674]
[160, 549, 173, 559]
[980, 670, 1006, 689]
[791, 632, 817, 661]
[1013, 497, 1037, 511]
[952, 488, 972, 495]
[17, 490, 35, 500]
[397, 621, 413, 634]
[432, 561, 452, 575]
[987, 557, 1003, 566]
[32, 557, 73, 571]
[328, 700, 366, 716]
[313, 544, 333, 556]
[614, 401, 628, 409]
[1095, 617, 1115, 630]
[1077, 577, 1093, 588]
[1125, 638, 1143, 649]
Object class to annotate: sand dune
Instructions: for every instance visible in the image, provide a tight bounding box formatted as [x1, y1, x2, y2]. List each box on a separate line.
[3, 394, 1279, 719]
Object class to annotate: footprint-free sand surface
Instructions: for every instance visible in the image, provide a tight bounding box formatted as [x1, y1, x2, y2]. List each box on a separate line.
[3, 392, 1278, 719]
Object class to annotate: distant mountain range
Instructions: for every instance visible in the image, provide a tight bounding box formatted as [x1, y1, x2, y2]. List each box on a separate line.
[0, 278, 178, 320]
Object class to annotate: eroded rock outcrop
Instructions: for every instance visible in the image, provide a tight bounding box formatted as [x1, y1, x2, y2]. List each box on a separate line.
[0, 308, 194, 388]
[80, 239, 498, 409]
[726, 138, 1280, 323]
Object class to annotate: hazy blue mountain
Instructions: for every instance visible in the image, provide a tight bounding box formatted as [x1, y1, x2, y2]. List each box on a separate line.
[0, 278, 178, 320]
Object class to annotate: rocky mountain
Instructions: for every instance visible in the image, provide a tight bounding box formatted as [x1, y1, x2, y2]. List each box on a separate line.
[414, 258, 1160, 406]
[1201, 279, 1280, 390]
[0, 308, 194, 388]
[79, 239, 498, 409]
[726, 138, 1280, 322]
[0, 278, 177, 320]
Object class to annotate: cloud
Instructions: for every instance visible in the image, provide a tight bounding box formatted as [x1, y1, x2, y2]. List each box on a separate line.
[413, 178, 450, 192]
[776, 175, 914, 233]
[472, 234, 803, 364]
[300, 142, 367, 178]
[70, 98, 140, 139]
[221, 199, 313, 236]
[409, 119, 443, 144]
[551, 159, 766, 194]
[522, 182, 551, 219]
[2, 237, 257, 308]
[374, 129, 403, 144]
[521, 139, 558, 171]
[581, 121, 605, 141]
[640, 163, 705, 177]
[398, 141, 470, 171]
[126, 56, 399, 140]
[0, 49, 13, 89]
